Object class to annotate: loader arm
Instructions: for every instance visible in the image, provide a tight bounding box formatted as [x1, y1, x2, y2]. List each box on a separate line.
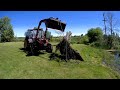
[36, 19, 46, 38]
[36, 17, 66, 38]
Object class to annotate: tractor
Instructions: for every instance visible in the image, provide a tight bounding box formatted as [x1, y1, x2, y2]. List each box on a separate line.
[24, 17, 66, 55]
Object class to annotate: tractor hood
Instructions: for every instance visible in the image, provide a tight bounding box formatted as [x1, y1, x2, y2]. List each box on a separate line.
[43, 17, 66, 32]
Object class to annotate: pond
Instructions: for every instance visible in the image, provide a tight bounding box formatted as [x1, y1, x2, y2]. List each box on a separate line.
[114, 51, 120, 70]
[102, 50, 120, 73]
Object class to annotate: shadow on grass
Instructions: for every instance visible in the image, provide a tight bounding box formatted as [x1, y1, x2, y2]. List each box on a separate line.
[49, 53, 82, 64]
[19, 48, 26, 51]
[19, 48, 45, 56]
[19, 48, 83, 63]
[19, 48, 66, 61]
[49, 53, 67, 62]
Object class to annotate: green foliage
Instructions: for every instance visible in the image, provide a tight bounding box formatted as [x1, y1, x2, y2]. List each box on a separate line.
[79, 35, 89, 44]
[50, 34, 89, 45]
[87, 27, 103, 43]
[111, 33, 120, 49]
[13, 37, 25, 42]
[89, 32, 120, 50]
[50, 37, 62, 42]
[46, 31, 51, 40]
[0, 17, 14, 42]
[70, 35, 89, 44]
[70, 36, 80, 44]
[103, 33, 120, 50]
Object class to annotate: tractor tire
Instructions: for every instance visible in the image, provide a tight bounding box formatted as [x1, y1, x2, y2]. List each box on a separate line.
[24, 40, 28, 49]
[29, 42, 39, 56]
[46, 44, 53, 53]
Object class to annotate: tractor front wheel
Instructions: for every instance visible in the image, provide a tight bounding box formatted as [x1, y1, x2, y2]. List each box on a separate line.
[46, 44, 53, 53]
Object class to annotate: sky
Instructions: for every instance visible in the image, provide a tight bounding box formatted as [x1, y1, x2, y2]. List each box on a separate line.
[0, 11, 120, 37]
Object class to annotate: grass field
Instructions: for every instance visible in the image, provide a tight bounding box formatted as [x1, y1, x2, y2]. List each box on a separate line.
[0, 42, 120, 79]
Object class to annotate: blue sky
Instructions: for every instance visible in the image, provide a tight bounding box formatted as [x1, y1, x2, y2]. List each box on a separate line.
[0, 11, 120, 37]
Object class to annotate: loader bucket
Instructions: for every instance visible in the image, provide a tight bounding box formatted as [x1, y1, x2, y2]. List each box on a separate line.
[45, 18, 66, 32]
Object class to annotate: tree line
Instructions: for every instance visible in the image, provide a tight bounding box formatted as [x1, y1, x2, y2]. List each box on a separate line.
[0, 17, 14, 42]
[69, 27, 120, 50]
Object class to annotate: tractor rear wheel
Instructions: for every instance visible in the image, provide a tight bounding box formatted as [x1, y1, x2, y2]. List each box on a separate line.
[24, 40, 28, 50]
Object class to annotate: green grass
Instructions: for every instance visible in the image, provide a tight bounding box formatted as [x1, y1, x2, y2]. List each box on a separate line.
[0, 42, 120, 79]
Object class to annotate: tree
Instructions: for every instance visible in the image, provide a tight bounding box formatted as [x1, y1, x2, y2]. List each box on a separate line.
[87, 27, 103, 43]
[106, 12, 114, 35]
[103, 12, 115, 35]
[102, 12, 120, 49]
[0, 17, 14, 42]
[103, 12, 107, 35]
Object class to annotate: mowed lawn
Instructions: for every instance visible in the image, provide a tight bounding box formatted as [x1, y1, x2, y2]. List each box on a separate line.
[0, 42, 120, 79]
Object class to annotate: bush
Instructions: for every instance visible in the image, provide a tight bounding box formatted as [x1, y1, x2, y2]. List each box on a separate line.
[87, 27, 103, 43]
[80, 35, 89, 44]
[91, 42, 103, 48]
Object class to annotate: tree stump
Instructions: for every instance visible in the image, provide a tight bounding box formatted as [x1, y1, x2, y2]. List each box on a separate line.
[55, 38, 84, 61]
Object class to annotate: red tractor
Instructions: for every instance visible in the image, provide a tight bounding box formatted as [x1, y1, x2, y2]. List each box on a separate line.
[24, 17, 66, 55]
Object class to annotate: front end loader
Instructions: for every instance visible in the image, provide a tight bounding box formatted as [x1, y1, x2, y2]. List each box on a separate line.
[24, 17, 66, 55]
